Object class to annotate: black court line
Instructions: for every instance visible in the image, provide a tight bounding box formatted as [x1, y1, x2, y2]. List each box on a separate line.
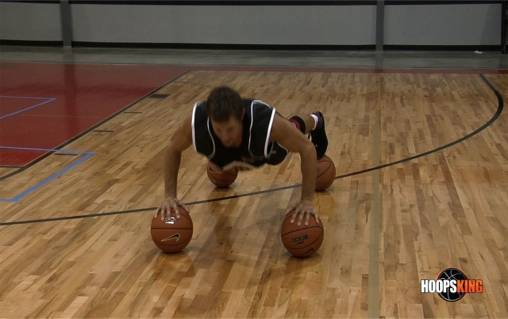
[93, 130, 114, 133]
[53, 153, 80, 156]
[0, 70, 190, 182]
[150, 93, 170, 99]
[123, 111, 143, 114]
[0, 74, 503, 227]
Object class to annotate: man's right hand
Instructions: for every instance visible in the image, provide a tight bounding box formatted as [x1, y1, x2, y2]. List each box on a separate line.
[155, 197, 188, 221]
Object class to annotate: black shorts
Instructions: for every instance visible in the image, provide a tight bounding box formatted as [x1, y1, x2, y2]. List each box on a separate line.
[266, 142, 288, 165]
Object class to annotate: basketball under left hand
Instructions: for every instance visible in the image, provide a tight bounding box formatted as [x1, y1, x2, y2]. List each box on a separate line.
[287, 200, 320, 226]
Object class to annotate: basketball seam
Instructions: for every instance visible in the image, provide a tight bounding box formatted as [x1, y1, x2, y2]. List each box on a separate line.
[281, 225, 323, 237]
[317, 161, 332, 179]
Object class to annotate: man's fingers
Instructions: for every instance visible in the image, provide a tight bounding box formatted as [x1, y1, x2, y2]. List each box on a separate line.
[288, 205, 297, 223]
[286, 204, 319, 225]
[290, 209, 300, 224]
[290, 212, 296, 223]
[169, 205, 183, 219]
[296, 210, 304, 225]
[159, 208, 165, 221]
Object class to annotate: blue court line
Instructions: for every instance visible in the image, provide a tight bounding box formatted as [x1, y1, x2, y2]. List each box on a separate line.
[0, 146, 79, 155]
[0, 146, 94, 203]
[0, 96, 56, 121]
[0, 95, 55, 100]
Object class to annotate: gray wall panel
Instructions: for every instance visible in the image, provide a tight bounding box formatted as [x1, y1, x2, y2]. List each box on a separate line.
[71, 5, 376, 44]
[0, 2, 61, 41]
[385, 4, 501, 45]
[0, 3, 502, 46]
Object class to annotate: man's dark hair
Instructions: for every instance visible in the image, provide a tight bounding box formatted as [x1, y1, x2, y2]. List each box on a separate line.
[206, 86, 244, 122]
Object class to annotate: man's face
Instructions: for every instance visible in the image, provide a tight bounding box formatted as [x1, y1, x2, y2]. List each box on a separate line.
[211, 116, 243, 148]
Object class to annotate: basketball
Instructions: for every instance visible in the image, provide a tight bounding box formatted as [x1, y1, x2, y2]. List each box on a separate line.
[207, 162, 238, 187]
[151, 207, 193, 253]
[315, 155, 336, 191]
[281, 210, 324, 258]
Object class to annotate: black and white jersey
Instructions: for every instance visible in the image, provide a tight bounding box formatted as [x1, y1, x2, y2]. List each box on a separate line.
[191, 99, 288, 169]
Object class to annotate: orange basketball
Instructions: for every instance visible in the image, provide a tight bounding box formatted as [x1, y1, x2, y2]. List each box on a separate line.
[316, 155, 336, 191]
[207, 162, 238, 188]
[281, 210, 324, 258]
[151, 207, 193, 253]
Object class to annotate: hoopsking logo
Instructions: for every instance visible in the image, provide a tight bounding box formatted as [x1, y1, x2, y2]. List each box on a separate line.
[420, 268, 484, 302]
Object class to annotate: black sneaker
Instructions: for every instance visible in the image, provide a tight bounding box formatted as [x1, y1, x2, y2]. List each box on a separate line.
[310, 112, 328, 159]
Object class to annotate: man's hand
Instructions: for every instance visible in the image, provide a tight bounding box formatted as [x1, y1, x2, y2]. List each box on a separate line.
[222, 161, 255, 172]
[286, 200, 321, 226]
[155, 197, 188, 221]
[208, 161, 223, 172]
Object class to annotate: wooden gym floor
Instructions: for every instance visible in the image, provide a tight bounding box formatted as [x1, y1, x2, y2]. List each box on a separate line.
[0, 64, 507, 318]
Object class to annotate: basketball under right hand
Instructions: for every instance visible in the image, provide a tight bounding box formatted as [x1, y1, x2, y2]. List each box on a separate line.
[156, 197, 188, 221]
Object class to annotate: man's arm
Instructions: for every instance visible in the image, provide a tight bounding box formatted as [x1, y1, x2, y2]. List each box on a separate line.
[270, 114, 317, 205]
[164, 115, 193, 197]
[159, 115, 193, 219]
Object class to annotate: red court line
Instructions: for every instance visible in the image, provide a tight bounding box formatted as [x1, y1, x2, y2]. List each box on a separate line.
[0, 63, 188, 167]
